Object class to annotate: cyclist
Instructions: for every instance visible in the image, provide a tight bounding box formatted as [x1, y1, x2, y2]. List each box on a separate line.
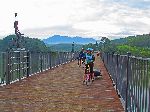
[83, 48, 95, 83]
[78, 48, 86, 67]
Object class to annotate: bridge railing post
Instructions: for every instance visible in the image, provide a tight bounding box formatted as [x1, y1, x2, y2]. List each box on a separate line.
[116, 54, 119, 95]
[6, 51, 10, 85]
[40, 52, 43, 72]
[49, 52, 51, 68]
[43, 52, 45, 70]
[54, 52, 57, 66]
[46, 53, 48, 70]
[57, 52, 60, 65]
[61, 52, 63, 64]
[62, 52, 65, 63]
[50, 52, 52, 68]
[66, 52, 68, 62]
[47, 52, 49, 69]
[107, 52, 110, 71]
[45, 53, 47, 70]
[125, 52, 131, 112]
[1, 52, 5, 84]
[65, 52, 67, 62]
[53, 52, 55, 67]
[55, 52, 57, 66]
[56, 52, 58, 66]
[26, 51, 30, 78]
[43, 53, 45, 70]
[18, 51, 21, 81]
[111, 52, 115, 86]
[106, 52, 108, 68]
[148, 60, 150, 112]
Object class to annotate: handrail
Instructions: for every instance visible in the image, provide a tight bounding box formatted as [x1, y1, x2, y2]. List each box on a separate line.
[0, 51, 79, 85]
[101, 52, 150, 112]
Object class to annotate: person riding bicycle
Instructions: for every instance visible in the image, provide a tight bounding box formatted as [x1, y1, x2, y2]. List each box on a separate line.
[78, 48, 86, 67]
[83, 48, 95, 83]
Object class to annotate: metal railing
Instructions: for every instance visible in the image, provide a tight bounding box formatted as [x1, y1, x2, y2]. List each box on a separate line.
[29, 52, 78, 74]
[101, 52, 150, 112]
[0, 53, 3, 83]
[0, 51, 79, 85]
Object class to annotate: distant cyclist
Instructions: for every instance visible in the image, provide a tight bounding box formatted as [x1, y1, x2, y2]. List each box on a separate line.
[78, 48, 86, 67]
[83, 48, 95, 82]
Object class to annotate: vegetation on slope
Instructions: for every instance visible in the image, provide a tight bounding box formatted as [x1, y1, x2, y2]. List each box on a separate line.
[83, 34, 150, 58]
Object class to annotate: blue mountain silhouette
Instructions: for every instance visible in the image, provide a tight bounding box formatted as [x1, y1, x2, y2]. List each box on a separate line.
[43, 35, 97, 44]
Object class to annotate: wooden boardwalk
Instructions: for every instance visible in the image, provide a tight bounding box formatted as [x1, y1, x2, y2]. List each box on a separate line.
[0, 56, 124, 112]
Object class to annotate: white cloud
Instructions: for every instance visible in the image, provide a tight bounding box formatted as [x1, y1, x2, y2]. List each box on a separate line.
[0, 0, 150, 40]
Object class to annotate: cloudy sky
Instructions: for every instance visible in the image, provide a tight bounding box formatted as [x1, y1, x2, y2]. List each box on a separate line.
[0, 0, 150, 40]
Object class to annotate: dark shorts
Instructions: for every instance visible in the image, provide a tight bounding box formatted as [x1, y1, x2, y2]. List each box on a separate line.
[79, 57, 85, 62]
[85, 62, 94, 74]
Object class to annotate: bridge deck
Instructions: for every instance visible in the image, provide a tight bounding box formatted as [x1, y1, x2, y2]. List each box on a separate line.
[0, 57, 124, 112]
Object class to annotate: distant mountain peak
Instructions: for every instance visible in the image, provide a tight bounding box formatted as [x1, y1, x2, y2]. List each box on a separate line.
[43, 35, 97, 44]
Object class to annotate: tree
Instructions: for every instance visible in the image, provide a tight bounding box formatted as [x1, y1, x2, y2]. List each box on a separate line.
[0, 35, 50, 52]
[101, 37, 110, 51]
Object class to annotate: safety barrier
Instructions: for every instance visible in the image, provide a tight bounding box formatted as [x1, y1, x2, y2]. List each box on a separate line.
[0, 51, 79, 85]
[101, 52, 150, 112]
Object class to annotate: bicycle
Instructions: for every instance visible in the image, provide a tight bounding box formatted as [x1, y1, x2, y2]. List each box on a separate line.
[83, 64, 92, 86]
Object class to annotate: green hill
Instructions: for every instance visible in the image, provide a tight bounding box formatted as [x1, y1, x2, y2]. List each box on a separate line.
[102, 34, 150, 57]
[0, 35, 50, 52]
[111, 34, 150, 48]
[48, 43, 83, 52]
[126, 34, 150, 48]
[82, 34, 150, 57]
[0, 35, 84, 52]
[111, 38, 128, 45]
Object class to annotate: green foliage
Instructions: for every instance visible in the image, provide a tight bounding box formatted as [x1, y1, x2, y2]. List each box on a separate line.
[0, 35, 15, 51]
[48, 43, 83, 52]
[23, 37, 49, 52]
[111, 38, 128, 45]
[116, 45, 150, 57]
[0, 35, 50, 52]
[127, 34, 150, 48]
[82, 42, 101, 51]
[100, 37, 118, 53]
[100, 34, 150, 58]
[116, 45, 137, 55]
[103, 42, 117, 53]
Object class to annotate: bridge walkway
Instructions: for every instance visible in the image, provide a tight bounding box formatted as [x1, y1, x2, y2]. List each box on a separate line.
[0, 56, 124, 112]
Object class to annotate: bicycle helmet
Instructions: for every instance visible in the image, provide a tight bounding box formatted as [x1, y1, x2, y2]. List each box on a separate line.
[87, 48, 93, 51]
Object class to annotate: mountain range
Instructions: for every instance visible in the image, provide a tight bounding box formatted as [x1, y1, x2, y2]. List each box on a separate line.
[43, 35, 98, 44]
